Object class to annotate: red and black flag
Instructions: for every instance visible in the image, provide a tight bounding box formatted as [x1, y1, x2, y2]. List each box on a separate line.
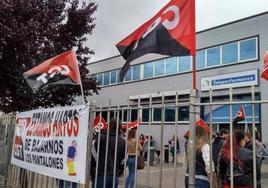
[93, 115, 108, 134]
[233, 105, 246, 126]
[23, 50, 81, 92]
[116, 0, 196, 81]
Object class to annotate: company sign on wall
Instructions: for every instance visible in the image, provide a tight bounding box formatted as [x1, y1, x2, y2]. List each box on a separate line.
[201, 70, 258, 91]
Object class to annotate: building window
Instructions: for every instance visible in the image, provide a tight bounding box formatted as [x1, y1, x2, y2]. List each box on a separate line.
[207, 47, 220, 67]
[165, 107, 175, 122]
[153, 108, 162, 122]
[166, 57, 177, 75]
[178, 106, 189, 121]
[97, 73, 103, 86]
[116, 69, 122, 83]
[240, 38, 257, 61]
[93, 37, 258, 87]
[178, 56, 191, 72]
[124, 67, 132, 82]
[144, 62, 154, 79]
[110, 70, 117, 84]
[222, 42, 238, 64]
[142, 109, 149, 122]
[196, 50, 206, 70]
[154, 60, 165, 77]
[103, 72, 110, 86]
[131, 109, 138, 121]
[133, 65, 140, 80]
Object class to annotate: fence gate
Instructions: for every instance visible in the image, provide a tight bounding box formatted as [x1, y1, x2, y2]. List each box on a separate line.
[0, 114, 15, 187]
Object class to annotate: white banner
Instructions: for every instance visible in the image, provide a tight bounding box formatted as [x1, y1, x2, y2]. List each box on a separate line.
[11, 105, 89, 184]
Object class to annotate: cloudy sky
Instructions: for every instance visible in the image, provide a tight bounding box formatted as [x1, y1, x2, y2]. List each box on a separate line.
[86, 0, 268, 63]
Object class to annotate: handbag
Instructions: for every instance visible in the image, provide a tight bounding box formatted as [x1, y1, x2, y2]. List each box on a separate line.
[137, 153, 145, 170]
[225, 162, 250, 186]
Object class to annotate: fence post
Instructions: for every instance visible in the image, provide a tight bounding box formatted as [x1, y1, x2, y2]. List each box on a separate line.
[85, 102, 95, 188]
[188, 89, 197, 188]
[251, 86, 257, 188]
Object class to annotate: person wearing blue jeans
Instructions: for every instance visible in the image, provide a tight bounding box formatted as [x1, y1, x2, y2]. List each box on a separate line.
[125, 129, 142, 188]
[184, 176, 209, 188]
[125, 156, 136, 188]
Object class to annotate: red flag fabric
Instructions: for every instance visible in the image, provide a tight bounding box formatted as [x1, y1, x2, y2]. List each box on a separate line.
[122, 120, 139, 130]
[116, 0, 196, 80]
[93, 115, 108, 134]
[261, 51, 268, 80]
[196, 119, 210, 134]
[233, 105, 246, 123]
[183, 119, 210, 140]
[261, 66, 268, 80]
[264, 50, 268, 67]
[23, 50, 81, 92]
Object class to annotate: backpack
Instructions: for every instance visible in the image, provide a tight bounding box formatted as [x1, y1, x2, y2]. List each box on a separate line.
[225, 162, 250, 186]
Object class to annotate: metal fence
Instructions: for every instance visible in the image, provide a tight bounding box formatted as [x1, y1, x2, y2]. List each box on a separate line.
[1, 86, 268, 188]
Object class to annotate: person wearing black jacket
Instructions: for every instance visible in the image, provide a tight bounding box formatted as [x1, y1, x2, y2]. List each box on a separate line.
[91, 118, 126, 188]
[219, 130, 260, 188]
[212, 129, 228, 170]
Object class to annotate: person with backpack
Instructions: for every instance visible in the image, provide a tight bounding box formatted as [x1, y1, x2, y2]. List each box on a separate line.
[219, 130, 259, 188]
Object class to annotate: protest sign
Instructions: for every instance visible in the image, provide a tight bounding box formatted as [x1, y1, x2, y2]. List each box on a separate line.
[11, 105, 89, 184]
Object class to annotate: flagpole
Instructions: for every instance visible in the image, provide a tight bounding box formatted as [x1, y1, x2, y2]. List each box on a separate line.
[189, 0, 196, 187]
[73, 50, 86, 105]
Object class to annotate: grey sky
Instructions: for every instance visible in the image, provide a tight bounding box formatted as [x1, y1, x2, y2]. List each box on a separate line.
[86, 0, 268, 63]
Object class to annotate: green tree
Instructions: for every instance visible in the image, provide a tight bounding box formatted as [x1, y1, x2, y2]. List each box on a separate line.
[0, 0, 100, 113]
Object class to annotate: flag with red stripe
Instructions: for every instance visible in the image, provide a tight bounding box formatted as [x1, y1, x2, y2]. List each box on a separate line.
[23, 50, 81, 92]
[116, 0, 196, 80]
[122, 120, 139, 130]
[233, 105, 246, 126]
[183, 118, 210, 139]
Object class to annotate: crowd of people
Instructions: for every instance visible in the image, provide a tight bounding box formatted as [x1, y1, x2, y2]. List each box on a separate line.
[88, 117, 267, 188]
[184, 126, 266, 188]
[89, 118, 181, 188]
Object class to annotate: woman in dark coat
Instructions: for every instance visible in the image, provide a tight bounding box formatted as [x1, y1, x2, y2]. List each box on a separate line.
[219, 130, 259, 188]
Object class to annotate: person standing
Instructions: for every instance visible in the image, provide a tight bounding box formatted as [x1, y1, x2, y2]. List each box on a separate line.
[219, 130, 259, 188]
[212, 129, 229, 170]
[125, 129, 142, 188]
[168, 134, 179, 163]
[245, 131, 265, 188]
[185, 126, 215, 188]
[92, 118, 126, 188]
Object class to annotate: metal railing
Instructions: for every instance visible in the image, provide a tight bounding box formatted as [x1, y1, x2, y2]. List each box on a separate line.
[0, 86, 268, 188]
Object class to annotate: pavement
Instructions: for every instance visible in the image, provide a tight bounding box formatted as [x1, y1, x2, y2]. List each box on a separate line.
[2, 156, 268, 187]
